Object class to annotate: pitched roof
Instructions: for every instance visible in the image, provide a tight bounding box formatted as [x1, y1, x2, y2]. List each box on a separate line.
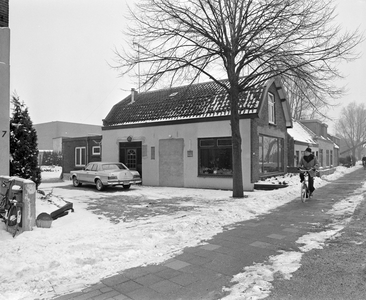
[103, 80, 265, 127]
[287, 120, 317, 145]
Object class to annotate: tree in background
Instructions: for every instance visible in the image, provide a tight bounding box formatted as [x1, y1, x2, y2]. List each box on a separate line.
[41, 151, 62, 166]
[115, 0, 362, 197]
[10, 95, 41, 188]
[335, 102, 366, 159]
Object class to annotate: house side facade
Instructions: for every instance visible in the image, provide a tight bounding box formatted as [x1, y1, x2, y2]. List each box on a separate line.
[102, 78, 292, 191]
[251, 82, 291, 181]
[62, 135, 102, 174]
[0, 0, 9, 175]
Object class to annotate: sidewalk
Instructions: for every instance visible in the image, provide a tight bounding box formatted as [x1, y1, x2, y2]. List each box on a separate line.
[53, 168, 365, 300]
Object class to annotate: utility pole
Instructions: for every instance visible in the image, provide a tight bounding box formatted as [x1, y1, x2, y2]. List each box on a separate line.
[133, 42, 140, 93]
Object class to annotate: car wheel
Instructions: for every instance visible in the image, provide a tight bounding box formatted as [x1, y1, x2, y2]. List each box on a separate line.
[72, 176, 81, 187]
[96, 179, 105, 191]
[123, 184, 131, 190]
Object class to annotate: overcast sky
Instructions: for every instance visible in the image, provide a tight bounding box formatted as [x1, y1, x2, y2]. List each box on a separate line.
[9, 0, 366, 133]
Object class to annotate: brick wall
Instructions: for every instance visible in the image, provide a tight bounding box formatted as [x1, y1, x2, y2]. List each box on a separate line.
[251, 83, 289, 182]
[0, 0, 9, 27]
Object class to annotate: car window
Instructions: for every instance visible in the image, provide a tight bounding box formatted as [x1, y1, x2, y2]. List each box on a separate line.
[102, 164, 127, 171]
[85, 163, 93, 171]
[91, 164, 98, 171]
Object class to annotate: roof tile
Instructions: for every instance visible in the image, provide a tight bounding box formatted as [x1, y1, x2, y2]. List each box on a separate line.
[103, 80, 264, 126]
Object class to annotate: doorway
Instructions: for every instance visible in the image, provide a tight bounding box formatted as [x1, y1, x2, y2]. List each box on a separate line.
[119, 142, 142, 176]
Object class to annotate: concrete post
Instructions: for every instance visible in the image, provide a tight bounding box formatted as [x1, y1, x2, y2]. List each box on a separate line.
[0, 176, 36, 234]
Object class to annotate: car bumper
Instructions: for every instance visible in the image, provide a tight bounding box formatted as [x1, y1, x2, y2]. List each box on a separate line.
[107, 180, 141, 186]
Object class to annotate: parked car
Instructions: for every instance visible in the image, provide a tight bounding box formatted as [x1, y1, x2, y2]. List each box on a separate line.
[70, 162, 141, 191]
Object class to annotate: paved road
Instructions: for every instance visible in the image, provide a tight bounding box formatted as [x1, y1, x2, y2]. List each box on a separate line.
[53, 167, 366, 300]
[268, 167, 366, 300]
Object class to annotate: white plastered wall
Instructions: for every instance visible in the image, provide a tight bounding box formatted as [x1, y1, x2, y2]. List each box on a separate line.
[102, 118, 253, 191]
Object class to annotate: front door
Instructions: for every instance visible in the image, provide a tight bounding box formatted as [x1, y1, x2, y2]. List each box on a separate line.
[119, 142, 142, 176]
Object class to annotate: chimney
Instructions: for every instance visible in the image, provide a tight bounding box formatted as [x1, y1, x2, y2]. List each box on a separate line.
[130, 88, 138, 104]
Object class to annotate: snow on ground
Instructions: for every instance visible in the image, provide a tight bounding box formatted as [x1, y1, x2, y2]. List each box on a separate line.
[0, 165, 362, 300]
[222, 167, 366, 300]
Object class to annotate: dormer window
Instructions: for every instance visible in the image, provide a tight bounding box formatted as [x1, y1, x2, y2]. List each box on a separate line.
[268, 93, 275, 124]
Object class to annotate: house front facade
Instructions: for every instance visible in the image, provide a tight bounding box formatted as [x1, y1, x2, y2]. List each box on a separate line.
[102, 78, 292, 191]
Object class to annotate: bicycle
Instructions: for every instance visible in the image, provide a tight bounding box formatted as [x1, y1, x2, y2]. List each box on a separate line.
[0, 179, 23, 237]
[299, 169, 311, 203]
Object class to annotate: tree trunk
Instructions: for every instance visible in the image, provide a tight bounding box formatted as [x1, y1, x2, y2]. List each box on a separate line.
[229, 82, 244, 198]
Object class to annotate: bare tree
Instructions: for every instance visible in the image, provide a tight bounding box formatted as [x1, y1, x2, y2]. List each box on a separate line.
[114, 0, 362, 197]
[283, 78, 338, 121]
[336, 102, 366, 158]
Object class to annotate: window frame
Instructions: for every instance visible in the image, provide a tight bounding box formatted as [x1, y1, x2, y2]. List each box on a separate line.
[258, 134, 284, 175]
[268, 92, 276, 124]
[75, 147, 86, 167]
[92, 146, 101, 156]
[198, 137, 233, 176]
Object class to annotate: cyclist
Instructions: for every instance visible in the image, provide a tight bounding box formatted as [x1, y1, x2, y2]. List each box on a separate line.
[298, 147, 319, 197]
[362, 156, 366, 168]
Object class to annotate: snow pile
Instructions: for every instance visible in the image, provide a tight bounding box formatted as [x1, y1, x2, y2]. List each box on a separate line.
[0, 165, 361, 300]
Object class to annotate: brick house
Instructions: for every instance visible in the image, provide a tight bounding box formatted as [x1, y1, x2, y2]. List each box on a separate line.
[102, 77, 292, 191]
[62, 135, 102, 174]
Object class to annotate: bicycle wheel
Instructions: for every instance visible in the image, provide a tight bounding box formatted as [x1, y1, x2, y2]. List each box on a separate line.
[6, 205, 18, 227]
[301, 183, 308, 202]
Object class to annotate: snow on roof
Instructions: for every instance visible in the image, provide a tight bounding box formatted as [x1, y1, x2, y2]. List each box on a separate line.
[287, 120, 317, 145]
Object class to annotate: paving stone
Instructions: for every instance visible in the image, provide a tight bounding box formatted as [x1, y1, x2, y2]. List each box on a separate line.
[133, 273, 165, 286]
[110, 295, 132, 300]
[72, 289, 102, 300]
[199, 243, 221, 251]
[101, 275, 130, 287]
[155, 267, 183, 279]
[267, 233, 286, 239]
[125, 286, 162, 300]
[249, 240, 277, 250]
[149, 279, 183, 294]
[283, 227, 300, 233]
[113, 280, 143, 294]
[164, 259, 191, 270]
[92, 290, 120, 300]
[169, 272, 199, 286]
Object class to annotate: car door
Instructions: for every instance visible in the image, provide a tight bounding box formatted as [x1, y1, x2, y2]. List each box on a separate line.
[80, 163, 93, 183]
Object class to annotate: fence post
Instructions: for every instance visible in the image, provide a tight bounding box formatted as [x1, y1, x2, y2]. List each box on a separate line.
[22, 179, 36, 231]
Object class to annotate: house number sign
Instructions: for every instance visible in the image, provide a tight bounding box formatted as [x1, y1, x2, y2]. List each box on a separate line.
[2, 131, 6, 137]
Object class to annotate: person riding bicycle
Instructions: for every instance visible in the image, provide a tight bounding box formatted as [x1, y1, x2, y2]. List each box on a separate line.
[298, 147, 319, 197]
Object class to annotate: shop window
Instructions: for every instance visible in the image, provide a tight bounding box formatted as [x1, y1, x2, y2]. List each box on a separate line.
[259, 135, 284, 174]
[198, 137, 232, 176]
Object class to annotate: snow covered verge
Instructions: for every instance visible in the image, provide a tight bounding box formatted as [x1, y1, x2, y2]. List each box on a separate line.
[0, 165, 362, 300]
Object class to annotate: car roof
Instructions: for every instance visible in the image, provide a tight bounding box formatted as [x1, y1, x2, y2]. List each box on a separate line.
[89, 162, 123, 165]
